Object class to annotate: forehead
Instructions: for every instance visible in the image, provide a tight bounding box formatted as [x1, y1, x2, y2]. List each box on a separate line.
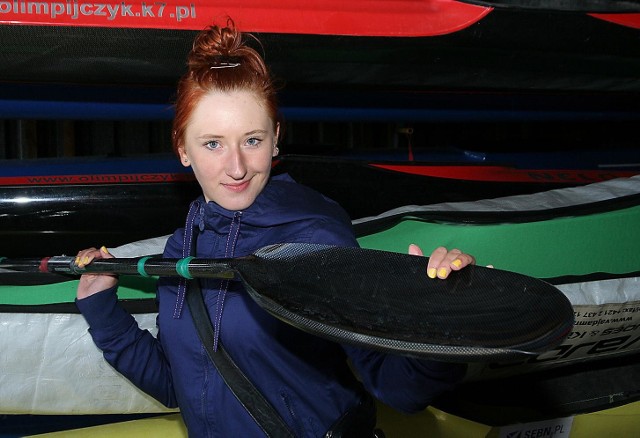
[188, 89, 272, 130]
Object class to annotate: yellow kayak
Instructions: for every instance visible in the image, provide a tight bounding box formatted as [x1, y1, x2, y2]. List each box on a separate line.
[27, 399, 640, 437]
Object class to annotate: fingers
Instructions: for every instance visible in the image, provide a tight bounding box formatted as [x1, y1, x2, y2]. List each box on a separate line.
[408, 244, 424, 256]
[409, 244, 478, 280]
[427, 246, 476, 280]
[75, 246, 118, 300]
[75, 246, 113, 268]
[99, 246, 114, 259]
[75, 248, 97, 268]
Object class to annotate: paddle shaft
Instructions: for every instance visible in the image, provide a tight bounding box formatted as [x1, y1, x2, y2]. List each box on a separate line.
[1, 256, 238, 280]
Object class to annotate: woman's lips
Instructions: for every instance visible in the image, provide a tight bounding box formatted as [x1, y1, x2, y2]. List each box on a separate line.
[223, 180, 250, 192]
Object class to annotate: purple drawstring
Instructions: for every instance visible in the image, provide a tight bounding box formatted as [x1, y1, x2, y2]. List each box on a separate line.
[174, 201, 242, 352]
[212, 211, 242, 350]
[173, 200, 200, 319]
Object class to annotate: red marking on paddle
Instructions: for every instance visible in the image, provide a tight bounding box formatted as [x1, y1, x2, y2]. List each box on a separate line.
[39, 257, 51, 273]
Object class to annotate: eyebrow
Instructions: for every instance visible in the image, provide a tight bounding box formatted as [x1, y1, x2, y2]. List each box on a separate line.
[196, 129, 269, 140]
[244, 129, 269, 136]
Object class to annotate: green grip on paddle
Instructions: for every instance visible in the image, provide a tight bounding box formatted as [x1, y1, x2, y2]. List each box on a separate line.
[176, 257, 195, 279]
[136, 256, 152, 277]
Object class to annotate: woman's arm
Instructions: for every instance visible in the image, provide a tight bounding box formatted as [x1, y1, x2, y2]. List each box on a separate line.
[75, 247, 178, 407]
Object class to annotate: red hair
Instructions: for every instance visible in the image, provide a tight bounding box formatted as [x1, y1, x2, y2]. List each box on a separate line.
[171, 20, 280, 156]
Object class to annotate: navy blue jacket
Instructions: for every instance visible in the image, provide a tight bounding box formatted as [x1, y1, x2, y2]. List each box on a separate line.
[77, 174, 465, 437]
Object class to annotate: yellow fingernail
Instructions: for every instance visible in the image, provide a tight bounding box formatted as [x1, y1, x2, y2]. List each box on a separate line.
[452, 259, 462, 268]
[427, 268, 437, 279]
[437, 268, 448, 279]
[100, 246, 109, 254]
[75, 257, 80, 265]
[83, 257, 90, 264]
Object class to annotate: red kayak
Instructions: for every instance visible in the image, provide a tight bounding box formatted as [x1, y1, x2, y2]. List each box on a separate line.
[0, 0, 491, 35]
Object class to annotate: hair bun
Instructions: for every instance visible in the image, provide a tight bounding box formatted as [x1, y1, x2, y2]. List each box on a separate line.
[188, 23, 243, 69]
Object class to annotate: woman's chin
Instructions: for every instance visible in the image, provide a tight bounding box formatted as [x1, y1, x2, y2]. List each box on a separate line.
[209, 195, 256, 212]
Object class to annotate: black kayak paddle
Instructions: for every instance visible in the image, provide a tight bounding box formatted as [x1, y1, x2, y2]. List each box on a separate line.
[1, 243, 574, 362]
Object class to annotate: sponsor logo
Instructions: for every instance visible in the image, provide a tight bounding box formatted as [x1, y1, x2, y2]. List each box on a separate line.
[0, 173, 196, 186]
[0, 0, 197, 24]
[499, 417, 574, 438]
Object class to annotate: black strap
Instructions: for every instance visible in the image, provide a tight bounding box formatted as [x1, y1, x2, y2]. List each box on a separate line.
[185, 270, 294, 437]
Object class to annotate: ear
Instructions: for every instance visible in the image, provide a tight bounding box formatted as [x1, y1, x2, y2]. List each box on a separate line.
[272, 123, 281, 157]
[178, 147, 190, 167]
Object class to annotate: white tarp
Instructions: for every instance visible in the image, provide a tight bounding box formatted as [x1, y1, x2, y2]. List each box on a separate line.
[0, 312, 176, 414]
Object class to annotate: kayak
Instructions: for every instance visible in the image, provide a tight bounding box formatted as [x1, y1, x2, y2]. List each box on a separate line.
[2, 175, 640, 436]
[0, 0, 636, 35]
[2, 4, 639, 123]
[2, 153, 638, 256]
[17, 400, 640, 437]
[272, 153, 640, 219]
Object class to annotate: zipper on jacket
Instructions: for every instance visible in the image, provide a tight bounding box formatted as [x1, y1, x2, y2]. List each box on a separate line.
[280, 389, 305, 437]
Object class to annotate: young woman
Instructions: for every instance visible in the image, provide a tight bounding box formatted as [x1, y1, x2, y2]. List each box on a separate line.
[75, 20, 475, 437]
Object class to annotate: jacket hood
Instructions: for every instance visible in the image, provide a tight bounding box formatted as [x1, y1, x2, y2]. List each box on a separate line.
[196, 173, 349, 232]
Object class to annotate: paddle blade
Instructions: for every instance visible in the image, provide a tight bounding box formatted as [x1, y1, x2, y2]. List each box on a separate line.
[233, 244, 574, 362]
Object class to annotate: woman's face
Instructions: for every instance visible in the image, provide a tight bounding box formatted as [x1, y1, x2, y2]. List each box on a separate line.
[179, 89, 279, 211]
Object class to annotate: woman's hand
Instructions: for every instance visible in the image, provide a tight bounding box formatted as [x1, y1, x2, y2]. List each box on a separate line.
[76, 246, 119, 300]
[408, 244, 476, 280]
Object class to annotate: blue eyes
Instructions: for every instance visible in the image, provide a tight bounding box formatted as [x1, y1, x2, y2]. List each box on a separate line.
[203, 138, 261, 150]
[204, 140, 220, 150]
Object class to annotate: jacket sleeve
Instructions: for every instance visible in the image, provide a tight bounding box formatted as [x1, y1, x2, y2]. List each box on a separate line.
[344, 346, 466, 413]
[75, 281, 178, 407]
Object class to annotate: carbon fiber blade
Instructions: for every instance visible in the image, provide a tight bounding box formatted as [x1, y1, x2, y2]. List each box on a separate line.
[233, 244, 574, 362]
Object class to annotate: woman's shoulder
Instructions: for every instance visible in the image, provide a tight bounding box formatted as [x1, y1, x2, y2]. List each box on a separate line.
[163, 228, 186, 257]
[264, 174, 349, 220]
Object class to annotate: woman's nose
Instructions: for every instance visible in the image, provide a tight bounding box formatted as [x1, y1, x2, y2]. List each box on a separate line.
[226, 148, 247, 179]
